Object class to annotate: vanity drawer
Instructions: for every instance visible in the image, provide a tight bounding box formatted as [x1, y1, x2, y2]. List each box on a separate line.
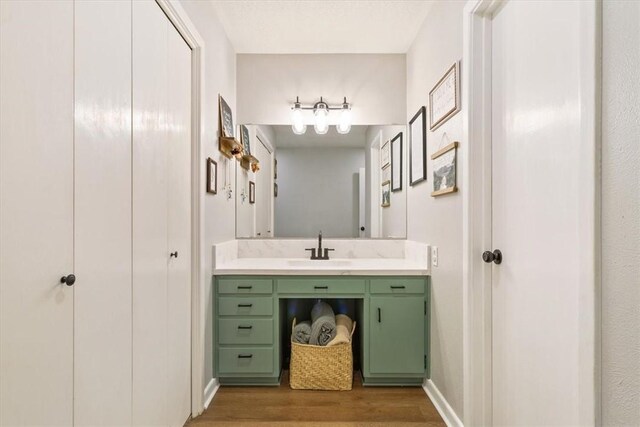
[218, 278, 273, 295]
[218, 318, 273, 345]
[277, 278, 365, 295]
[370, 278, 425, 294]
[218, 296, 273, 316]
[218, 347, 274, 374]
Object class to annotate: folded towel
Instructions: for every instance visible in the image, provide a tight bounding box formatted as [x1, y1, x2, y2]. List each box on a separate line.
[292, 320, 312, 344]
[326, 314, 353, 347]
[309, 301, 336, 346]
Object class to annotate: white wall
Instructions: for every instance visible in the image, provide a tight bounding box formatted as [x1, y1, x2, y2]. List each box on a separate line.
[275, 147, 365, 238]
[406, 0, 466, 420]
[602, 1, 640, 424]
[179, 0, 236, 391]
[365, 125, 407, 238]
[236, 54, 406, 125]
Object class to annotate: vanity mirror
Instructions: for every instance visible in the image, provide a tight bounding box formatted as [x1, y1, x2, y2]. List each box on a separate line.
[235, 125, 407, 239]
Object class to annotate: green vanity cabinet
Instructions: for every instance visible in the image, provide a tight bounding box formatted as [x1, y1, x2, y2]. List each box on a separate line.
[214, 275, 429, 386]
[214, 277, 283, 385]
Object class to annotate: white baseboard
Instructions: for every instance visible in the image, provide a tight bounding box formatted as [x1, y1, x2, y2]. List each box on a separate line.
[423, 379, 464, 427]
[203, 377, 220, 410]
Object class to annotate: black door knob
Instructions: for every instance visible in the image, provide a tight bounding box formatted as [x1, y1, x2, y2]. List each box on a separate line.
[360, 226, 365, 231]
[60, 274, 76, 286]
[170, 251, 178, 258]
[482, 249, 502, 265]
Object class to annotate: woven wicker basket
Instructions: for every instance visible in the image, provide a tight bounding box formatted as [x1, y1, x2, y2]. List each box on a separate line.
[289, 318, 356, 391]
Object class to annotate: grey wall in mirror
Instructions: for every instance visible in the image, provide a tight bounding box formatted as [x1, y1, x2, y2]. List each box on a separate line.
[235, 125, 407, 239]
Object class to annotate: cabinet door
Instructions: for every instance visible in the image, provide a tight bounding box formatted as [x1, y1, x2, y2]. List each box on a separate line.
[0, 2, 75, 425]
[369, 296, 425, 375]
[132, 1, 169, 425]
[74, 1, 133, 424]
[166, 18, 192, 427]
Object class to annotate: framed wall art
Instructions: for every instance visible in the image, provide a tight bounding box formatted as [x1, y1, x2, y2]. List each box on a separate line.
[381, 140, 390, 169]
[218, 94, 234, 138]
[381, 180, 391, 207]
[206, 158, 217, 194]
[240, 124, 251, 155]
[409, 106, 427, 185]
[431, 141, 458, 196]
[429, 61, 461, 131]
[249, 181, 255, 204]
[391, 132, 403, 192]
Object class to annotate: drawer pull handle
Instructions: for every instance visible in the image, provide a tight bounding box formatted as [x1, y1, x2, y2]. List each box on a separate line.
[390, 285, 406, 289]
[378, 307, 382, 323]
[237, 286, 253, 290]
[314, 286, 329, 290]
[237, 354, 253, 359]
[237, 325, 253, 330]
[238, 303, 253, 308]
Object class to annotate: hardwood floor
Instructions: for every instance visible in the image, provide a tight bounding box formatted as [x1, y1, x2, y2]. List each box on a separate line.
[188, 372, 445, 426]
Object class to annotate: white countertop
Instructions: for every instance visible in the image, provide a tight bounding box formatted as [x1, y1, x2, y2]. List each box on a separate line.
[212, 240, 431, 276]
[213, 257, 429, 276]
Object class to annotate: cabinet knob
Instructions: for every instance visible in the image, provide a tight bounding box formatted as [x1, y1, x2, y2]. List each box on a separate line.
[170, 251, 178, 258]
[482, 249, 502, 265]
[60, 274, 76, 286]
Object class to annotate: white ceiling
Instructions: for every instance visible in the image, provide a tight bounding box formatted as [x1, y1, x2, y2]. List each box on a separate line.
[210, 1, 434, 54]
[273, 125, 368, 148]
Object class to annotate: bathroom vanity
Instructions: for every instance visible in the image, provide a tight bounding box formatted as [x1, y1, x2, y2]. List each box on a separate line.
[213, 240, 431, 387]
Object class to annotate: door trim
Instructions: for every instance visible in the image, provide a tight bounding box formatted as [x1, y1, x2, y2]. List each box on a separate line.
[155, 0, 207, 417]
[461, 0, 601, 425]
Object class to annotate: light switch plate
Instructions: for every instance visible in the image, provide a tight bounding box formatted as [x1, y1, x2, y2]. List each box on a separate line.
[432, 246, 439, 267]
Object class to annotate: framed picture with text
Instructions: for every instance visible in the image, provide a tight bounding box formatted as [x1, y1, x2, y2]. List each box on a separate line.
[429, 62, 461, 130]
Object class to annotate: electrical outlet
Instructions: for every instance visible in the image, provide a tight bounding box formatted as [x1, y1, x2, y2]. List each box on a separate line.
[432, 246, 439, 267]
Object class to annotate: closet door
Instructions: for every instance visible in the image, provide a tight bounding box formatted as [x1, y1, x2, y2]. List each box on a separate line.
[0, 2, 75, 425]
[132, 1, 169, 424]
[166, 24, 192, 427]
[74, 1, 133, 425]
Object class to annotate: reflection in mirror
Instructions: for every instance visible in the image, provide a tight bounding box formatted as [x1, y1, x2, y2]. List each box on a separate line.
[236, 125, 407, 239]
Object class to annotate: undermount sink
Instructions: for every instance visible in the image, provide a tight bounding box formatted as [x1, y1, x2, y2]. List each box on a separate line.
[287, 259, 352, 267]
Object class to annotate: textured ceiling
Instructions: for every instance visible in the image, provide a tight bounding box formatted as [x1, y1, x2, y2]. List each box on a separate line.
[210, 1, 434, 54]
[273, 125, 368, 148]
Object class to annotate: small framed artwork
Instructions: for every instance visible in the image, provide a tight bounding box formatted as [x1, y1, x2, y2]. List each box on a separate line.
[249, 181, 255, 204]
[429, 62, 461, 131]
[274, 183, 278, 198]
[381, 164, 390, 184]
[381, 180, 391, 207]
[391, 132, 403, 192]
[218, 94, 234, 138]
[240, 124, 251, 155]
[274, 158, 278, 179]
[380, 140, 390, 169]
[409, 106, 427, 186]
[206, 158, 217, 194]
[431, 141, 458, 197]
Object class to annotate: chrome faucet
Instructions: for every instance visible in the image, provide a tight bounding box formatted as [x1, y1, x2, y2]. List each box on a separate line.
[305, 232, 335, 260]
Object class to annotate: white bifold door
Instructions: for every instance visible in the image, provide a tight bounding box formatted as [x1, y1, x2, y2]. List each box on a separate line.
[0, 1, 192, 425]
[132, 1, 192, 426]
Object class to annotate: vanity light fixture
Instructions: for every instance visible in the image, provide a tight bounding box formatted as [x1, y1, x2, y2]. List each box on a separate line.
[290, 96, 352, 135]
[291, 97, 307, 135]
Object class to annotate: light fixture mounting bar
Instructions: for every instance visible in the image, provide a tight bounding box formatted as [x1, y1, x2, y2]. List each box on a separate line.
[291, 96, 350, 110]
